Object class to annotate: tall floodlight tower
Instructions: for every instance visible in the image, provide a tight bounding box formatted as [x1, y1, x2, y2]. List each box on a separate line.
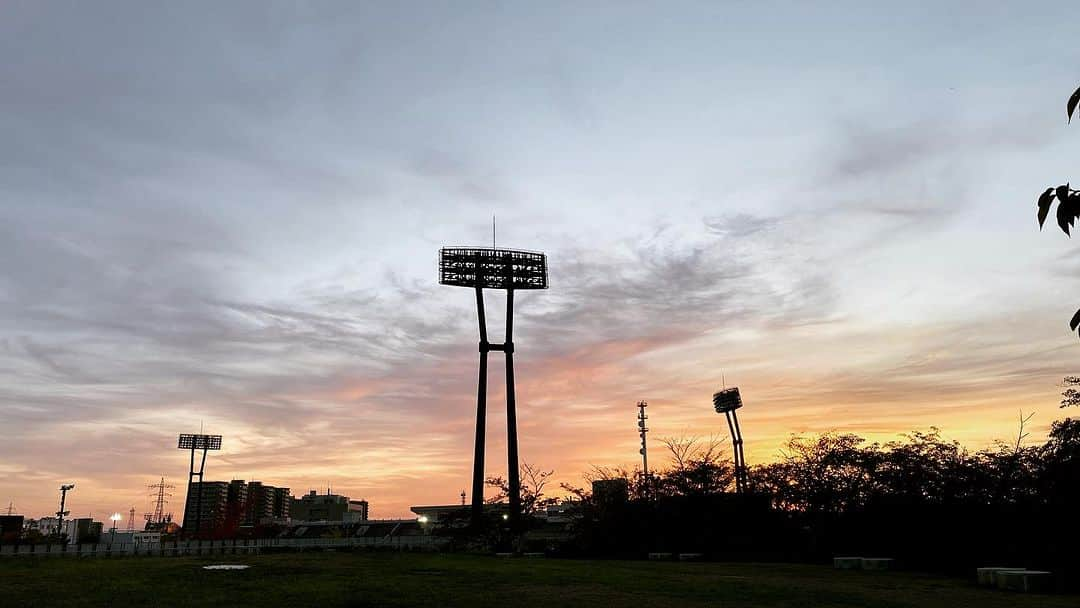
[439, 245, 548, 529]
[637, 401, 649, 475]
[713, 387, 748, 493]
[55, 483, 74, 538]
[177, 433, 222, 536]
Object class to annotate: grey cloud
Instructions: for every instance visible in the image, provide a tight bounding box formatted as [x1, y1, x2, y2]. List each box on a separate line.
[823, 112, 1051, 184]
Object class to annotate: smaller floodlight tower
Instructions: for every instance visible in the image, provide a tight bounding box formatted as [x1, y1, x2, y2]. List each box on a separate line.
[713, 387, 748, 493]
[439, 245, 548, 529]
[178, 433, 222, 535]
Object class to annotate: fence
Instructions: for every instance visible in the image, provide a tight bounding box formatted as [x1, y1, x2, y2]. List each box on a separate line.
[0, 535, 450, 558]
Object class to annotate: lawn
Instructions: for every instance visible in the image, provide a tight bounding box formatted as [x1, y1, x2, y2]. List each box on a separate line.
[0, 552, 1072, 608]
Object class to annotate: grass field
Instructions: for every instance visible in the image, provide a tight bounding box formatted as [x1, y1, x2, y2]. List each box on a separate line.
[0, 552, 1072, 607]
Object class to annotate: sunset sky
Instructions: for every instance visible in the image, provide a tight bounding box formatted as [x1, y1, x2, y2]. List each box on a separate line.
[3, 2, 1080, 521]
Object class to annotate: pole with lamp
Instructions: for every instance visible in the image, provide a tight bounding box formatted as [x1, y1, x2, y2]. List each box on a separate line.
[109, 513, 122, 551]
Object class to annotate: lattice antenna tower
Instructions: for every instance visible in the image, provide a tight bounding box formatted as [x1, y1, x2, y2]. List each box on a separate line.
[145, 476, 175, 528]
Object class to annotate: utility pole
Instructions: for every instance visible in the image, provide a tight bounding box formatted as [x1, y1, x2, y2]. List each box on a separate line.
[637, 400, 649, 475]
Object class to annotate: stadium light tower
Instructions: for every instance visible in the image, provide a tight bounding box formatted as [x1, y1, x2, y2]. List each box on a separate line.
[713, 387, 749, 493]
[439, 244, 548, 529]
[177, 433, 222, 536]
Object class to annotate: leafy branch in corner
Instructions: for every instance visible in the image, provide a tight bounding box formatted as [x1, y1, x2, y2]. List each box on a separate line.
[1034, 85, 1080, 336]
[1060, 376, 1080, 408]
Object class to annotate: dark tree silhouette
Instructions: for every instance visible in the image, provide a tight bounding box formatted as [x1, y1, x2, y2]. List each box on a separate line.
[485, 462, 558, 516]
[1060, 376, 1080, 408]
[1035, 85, 1080, 335]
[559, 436, 735, 503]
[657, 435, 734, 497]
[753, 432, 872, 512]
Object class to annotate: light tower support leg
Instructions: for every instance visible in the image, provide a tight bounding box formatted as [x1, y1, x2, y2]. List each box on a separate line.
[504, 288, 521, 529]
[196, 446, 208, 534]
[731, 410, 747, 492]
[471, 286, 489, 527]
[187, 446, 196, 534]
[725, 412, 738, 493]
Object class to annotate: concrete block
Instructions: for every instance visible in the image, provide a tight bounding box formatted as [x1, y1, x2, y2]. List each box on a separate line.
[976, 567, 1025, 587]
[678, 553, 704, 561]
[860, 558, 894, 571]
[996, 570, 1053, 593]
[833, 556, 863, 569]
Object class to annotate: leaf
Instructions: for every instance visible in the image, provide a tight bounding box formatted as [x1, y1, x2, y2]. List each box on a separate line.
[1071, 193, 1080, 228]
[1037, 187, 1055, 228]
[1069, 86, 1080, 123]
[1054, 184, 1072, 234]
[1070, 308, 1080, 333]
[1056, 187, 1073, 235]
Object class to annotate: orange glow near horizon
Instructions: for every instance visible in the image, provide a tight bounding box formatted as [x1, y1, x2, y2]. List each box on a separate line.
[5, 316, 1071, 523]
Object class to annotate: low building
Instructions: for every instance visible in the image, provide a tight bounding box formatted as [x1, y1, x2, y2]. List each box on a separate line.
[134, 531, 162, 544]
[290, 491, 370, 523]
[348, 500, 369, 522]
[104, 530, 135, 544]
[410, 503, 507, 527]
[273, 487, 291, 521]
[182, 481, 231, 533]
[29, 516, 59, 536]
[243, 481, 290, 525]
[543, 501, 582, 524]
[592, 479, 629, 507]
[182, 479, 290, 534]
[0, 515, 24, 541]
[64, 518, 103, 544]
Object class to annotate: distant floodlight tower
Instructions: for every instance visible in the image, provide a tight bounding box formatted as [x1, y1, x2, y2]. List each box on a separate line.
[713, 387, 748, 493]
[439, 245, 548, 529]
[177, 433, 222, 536]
